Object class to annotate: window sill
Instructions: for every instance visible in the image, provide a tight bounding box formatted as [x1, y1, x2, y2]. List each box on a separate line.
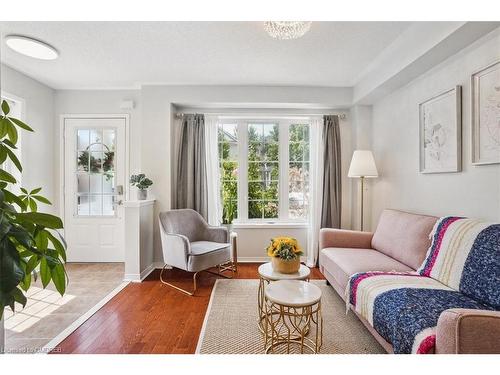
[232, 222, 308, 229]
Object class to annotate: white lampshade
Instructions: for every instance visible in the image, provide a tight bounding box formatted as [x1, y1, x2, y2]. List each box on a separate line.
[348, 150, 378, 178]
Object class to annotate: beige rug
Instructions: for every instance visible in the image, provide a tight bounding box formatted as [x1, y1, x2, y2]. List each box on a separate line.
[197, 279, 385, 354]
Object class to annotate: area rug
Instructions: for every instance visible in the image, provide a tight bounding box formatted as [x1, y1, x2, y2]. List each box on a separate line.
[196, 279, 385, 354]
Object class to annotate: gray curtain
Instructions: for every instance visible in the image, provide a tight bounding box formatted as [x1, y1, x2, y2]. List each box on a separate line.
[173, 114, 208, 220]
[321, 115, 342, 228]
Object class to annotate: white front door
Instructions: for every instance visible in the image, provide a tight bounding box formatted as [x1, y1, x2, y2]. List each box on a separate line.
[63, 117, 127, 262]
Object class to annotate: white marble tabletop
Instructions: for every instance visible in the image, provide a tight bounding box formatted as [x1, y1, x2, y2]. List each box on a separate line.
[258, 262, 310, 281]
[265, 280, 322, 307]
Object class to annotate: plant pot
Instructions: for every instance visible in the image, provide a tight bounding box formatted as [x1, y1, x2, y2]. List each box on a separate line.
[222, 223, 233, 233]
[137, 189, 148, 200]
[271, 257, 300, 274]
[1, 315, 4, 354]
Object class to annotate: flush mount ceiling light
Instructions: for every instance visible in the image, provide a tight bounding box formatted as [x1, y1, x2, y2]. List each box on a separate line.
[264, 21, 312, 40]
[5, 35, 58, 60]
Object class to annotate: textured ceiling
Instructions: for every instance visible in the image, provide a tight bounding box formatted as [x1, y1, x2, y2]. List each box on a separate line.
[0, 21, 412, 89]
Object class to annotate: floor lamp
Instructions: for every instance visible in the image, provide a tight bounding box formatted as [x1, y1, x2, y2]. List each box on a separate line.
[348, 150, 378, 231]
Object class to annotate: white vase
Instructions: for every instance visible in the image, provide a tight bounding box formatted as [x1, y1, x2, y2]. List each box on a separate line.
[137, 189, 148, 200]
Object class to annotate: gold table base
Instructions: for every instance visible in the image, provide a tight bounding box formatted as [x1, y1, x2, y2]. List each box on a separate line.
[263, 299, 323, 354]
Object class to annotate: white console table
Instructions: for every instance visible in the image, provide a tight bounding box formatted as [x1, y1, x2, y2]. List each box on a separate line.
[124, 199, 156, 282]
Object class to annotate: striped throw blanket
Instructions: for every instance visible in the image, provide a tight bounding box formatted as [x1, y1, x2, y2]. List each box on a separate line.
[348, 217, 499, 354]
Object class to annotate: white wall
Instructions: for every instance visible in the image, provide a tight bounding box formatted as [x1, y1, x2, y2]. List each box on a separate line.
[369, 29, 500, 227]
[1, 64, 56, 214]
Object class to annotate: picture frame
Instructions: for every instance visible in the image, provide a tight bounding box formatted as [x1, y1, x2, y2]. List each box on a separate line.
[419, 86, 462, 174]
[471, 60, 500, 165]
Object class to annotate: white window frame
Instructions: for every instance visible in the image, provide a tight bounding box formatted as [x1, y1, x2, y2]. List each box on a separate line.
[218, 116, 311, 224]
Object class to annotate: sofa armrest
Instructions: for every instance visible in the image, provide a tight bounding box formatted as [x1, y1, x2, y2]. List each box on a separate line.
[436, 308, 500, 354]
[319, 228, 373, 249]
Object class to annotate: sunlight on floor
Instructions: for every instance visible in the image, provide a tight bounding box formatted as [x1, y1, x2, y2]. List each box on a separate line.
[4, 287, 76, 333]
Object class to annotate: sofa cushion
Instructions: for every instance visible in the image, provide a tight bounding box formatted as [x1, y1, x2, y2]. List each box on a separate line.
[319, 247, 413, 291]
[417, 217, 500, 309]
[371, 209, 437, 270]
[348, 272, 493, 354]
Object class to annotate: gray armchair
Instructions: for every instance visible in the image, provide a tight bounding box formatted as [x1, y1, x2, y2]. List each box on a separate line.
[159, 209, 234, 295]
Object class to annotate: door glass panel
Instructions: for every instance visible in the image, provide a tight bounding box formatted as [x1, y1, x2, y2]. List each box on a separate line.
[89, 174, 102, 193]
[77, 195, 90, 216]
[75, 128, 117, 216]
[90, 195, 103, 216]
[77, 174, 89, 193]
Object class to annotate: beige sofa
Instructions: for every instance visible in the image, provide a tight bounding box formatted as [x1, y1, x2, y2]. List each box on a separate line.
[319, 209, 500, 354]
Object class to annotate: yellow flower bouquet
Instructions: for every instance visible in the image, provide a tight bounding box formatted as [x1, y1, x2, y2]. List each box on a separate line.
[267, 237, 303, 273]
[266, 236, 303, 259]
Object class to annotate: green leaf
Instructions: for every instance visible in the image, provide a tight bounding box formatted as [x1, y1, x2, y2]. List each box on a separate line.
[51, 263, 66, 296]
[19, 272, 32, 292]
[11, 287, 27, 308]
[0, 118, 10, 138]
[0, 242, 24, 292]
[29, 197, 38, 212]
[3, 189, 27, 211]
[2, 139, 17, 149]
[8, 117, 34, 132]
[39, 257, 51, 287]
[47, 231, 67, 262]
[20, 187, 28, 194]
[35, 230, 49, 250]
[16, 212, 64, 229]
[6, 122, 18, 144]
[1, 100, 10, 115]
[31, 187, 42, 195]
[32, 195, 51, 205]
[25, 255, 39, 274]
[0, 169, 17, 184]
[4, 147, 22, 172]
[0, 146, 7, 164]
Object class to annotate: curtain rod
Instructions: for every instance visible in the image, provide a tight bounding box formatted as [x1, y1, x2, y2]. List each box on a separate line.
[174, 112, 347, 120]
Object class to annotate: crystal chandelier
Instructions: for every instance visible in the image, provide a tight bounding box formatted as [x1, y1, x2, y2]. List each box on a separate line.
[264, 21, 312, 40]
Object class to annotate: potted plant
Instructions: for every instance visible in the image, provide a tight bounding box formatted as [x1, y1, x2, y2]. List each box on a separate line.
[266, 237, 303, 274]
[0, 100, 67, 353]
[222, 198, 235, 232]
[130, 173, 153, 200]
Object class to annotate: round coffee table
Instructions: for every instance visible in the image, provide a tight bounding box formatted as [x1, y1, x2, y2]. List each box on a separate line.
[264, 280, 323, 354]
[257, 262, 310, 333]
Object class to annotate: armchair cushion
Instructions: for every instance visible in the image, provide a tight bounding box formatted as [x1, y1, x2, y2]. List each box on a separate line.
[188, 246, 231, 272]
[190, 241, 230, 255]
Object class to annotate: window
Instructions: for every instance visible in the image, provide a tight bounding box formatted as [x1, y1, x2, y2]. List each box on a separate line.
[218, 118, 311, 223]
[218, 123, 238, 223]
[288, 124, 310, 219]
[248, 123, 279, 219]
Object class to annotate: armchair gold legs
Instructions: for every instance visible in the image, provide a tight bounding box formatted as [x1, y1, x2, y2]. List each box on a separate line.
[160, 263, 235, 296]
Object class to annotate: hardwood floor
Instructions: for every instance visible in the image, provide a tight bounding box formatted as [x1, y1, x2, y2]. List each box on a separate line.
[51, 263, 325, 354]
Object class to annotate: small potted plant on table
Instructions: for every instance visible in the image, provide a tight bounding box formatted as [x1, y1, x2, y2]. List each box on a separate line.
[266, 237, 303, 274]
[130, 173, 153, 200]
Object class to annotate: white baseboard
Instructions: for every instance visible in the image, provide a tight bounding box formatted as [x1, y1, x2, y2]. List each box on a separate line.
[124, 262, 164, 282]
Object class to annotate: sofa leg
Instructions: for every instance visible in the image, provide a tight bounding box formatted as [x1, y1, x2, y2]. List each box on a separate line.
[326, 280, 331, 286]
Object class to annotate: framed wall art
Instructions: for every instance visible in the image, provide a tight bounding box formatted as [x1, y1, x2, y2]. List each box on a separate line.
[419, 86, 462, 173]
[471, 60, 500, 165]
